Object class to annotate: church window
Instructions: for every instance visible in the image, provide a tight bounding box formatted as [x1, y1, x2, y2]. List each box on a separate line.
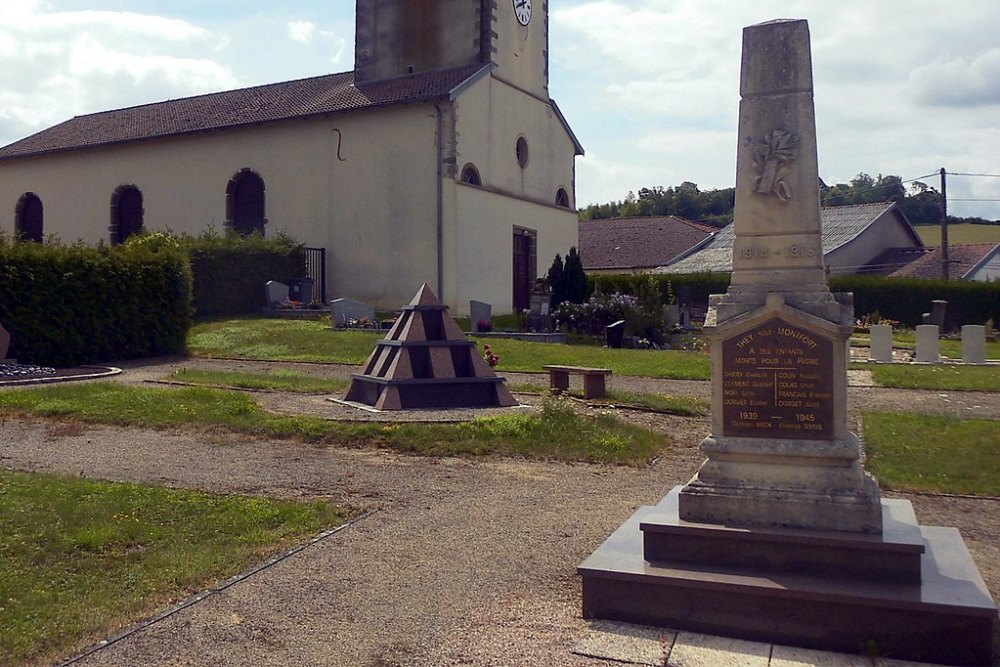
[15, 192, 43, 243]
[516, 136, 529, 169]
[110, 184, 144, 245]
[460, 163, 482, 186]
[555, 188, 570, 208]
[226, 169, 266, 236]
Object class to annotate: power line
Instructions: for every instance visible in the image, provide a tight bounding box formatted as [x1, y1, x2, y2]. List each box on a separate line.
[949, 198, 1000, 202]
[949, 172, 1000, 178]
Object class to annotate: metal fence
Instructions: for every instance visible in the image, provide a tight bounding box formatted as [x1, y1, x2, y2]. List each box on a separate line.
[305, 247, 326, 303]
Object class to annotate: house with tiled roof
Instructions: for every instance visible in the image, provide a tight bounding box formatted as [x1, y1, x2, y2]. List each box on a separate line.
[662, 202, 925, 276]
[578, 216, 717, 274]
[0, 0, 583, 314]
[889, 243, 1000, 281]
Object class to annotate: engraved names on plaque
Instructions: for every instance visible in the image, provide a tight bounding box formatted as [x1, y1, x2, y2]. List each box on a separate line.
[721, 318, 834, 439]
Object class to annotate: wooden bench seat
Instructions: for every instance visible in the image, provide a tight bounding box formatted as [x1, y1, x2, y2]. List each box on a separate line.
[542, 365, 612, 399]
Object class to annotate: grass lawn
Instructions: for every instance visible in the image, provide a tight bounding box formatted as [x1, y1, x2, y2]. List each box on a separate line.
[863, 411, 1000, 496]
[0, 470, 345, 666]
[869, 364, 1000, 392]
[188, 318, 711, 380]
[0, 383, 666, 465]
[168, 367, 348, 393]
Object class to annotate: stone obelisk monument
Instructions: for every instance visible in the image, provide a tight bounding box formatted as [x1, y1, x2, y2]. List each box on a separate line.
[677, 18, 882, 533]
[579, 20, 996, 666]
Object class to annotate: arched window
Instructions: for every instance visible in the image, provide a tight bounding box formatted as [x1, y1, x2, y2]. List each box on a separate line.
[515, 136, 529, 169]
[110, 184, 144, 245]
[555, 188, 570, 208]
[460, 163, 482, 186]
[15, 192, 43, 243]
[226, 169, 266, 236]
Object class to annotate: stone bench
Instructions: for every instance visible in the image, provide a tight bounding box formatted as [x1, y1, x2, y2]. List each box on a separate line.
[542, 365, 612, 399]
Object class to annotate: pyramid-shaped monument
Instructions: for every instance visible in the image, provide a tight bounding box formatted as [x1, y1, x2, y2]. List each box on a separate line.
[342, 284, 517, 410]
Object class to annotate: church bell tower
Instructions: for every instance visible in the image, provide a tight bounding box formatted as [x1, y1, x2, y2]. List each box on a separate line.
[355, 0, 549, 99]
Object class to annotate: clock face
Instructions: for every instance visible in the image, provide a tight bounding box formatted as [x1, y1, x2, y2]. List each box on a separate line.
[513, 0, 531, 26]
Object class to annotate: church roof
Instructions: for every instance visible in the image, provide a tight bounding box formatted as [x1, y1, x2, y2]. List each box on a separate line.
[579, 216, 716, 271]
[0, 64, 488, 161]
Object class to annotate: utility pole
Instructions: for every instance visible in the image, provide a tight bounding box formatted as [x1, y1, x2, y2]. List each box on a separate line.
[940, 167, 949, 280]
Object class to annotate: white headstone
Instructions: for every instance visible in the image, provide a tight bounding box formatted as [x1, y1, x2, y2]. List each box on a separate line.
[961, 325, 986, 364]
[265, 280, 289, 308]
[330, 298, 376, 326]
[915, 325, 940, 363]
[470, 300, 492, 332]
[869, 325, 894, 363]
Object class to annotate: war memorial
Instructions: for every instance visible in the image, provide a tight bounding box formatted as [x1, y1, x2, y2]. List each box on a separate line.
[578, 19, 997, 666]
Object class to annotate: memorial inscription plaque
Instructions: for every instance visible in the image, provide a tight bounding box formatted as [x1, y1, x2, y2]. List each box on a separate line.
[721, 317, 833, 439]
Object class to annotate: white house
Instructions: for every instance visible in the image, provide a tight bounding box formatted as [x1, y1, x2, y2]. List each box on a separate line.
[662, 202, 925, 276]
[0, 0, 583, 314]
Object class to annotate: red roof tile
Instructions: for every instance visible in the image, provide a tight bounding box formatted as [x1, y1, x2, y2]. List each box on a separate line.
[889, 244, 999, 280]
[0, 64, 487, 161]
[579, 216, 716, 271]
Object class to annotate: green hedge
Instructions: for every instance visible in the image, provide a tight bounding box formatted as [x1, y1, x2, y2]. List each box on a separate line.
[0, 236, 192, 367]
[587, 272, 1000, 327]
[588, 272, 731, 307]
[829, 275, 1000, 328]
[178, 231, 307, 318]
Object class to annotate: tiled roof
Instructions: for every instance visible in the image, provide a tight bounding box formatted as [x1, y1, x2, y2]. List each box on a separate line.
[859, 247, 930, 275]
[0, 64, 487, 161]
[889, 244, 1000, 280]
[662, 203, 918, 274]
[578, 216, 716, 271]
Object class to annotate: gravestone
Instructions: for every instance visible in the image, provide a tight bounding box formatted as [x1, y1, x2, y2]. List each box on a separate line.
[962, 324, 986, 364]
[265, 280, 288, 308]
[288, 277, 314, 304]
[869, 324, 894, 362]
[330, 298, 376, 327]
[0, 321, 10, 360]
[579, 19, 996, 666]
[470, 300, 492, 332]
[915, 324, 940, 363]
[930, 299, 948, 329]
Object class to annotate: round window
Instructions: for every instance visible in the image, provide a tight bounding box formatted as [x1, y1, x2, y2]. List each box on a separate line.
[516, 136, 529, 169]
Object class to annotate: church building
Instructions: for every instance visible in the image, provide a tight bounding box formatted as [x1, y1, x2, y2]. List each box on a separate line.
[0, 0, 583, 314]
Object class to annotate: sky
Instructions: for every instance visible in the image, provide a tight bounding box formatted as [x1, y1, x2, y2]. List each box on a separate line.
[2, 1, 999, 220]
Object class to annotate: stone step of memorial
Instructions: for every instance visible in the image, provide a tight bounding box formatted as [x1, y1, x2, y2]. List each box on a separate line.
[579, 490, 996, 666]
[639, 488, 924, 584]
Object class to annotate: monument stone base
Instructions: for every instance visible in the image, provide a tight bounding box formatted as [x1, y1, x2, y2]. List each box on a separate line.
[578, 487, 996, 666]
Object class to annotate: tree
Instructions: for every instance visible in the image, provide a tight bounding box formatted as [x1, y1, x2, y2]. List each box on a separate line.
[547, 253, 567, 308]
[563, 246, 588, 304]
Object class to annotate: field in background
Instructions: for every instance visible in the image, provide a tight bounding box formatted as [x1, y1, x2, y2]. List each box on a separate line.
[914, 223, 1000, 246]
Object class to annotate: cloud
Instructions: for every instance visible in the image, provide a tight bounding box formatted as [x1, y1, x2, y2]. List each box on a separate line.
[909, 49, 1000, 107]
[0, 5, 238, 140]
[287, 20, 317, 45]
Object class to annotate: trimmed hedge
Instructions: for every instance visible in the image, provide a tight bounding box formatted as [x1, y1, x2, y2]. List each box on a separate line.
[587, 272, 1000, 327]
[829, 275, 1000, 328]
[588, 272, 731, 308]
[0, 236, 192, 367]
[179, 231, 307, 318]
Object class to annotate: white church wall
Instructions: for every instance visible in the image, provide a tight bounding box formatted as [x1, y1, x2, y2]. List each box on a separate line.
[453, 74, 577, 212]
[452, 182, 577, 315]
[0, 104, 442, 311]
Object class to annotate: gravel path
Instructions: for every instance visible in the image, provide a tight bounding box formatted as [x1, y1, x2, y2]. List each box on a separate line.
[2, 357, 999, 666]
